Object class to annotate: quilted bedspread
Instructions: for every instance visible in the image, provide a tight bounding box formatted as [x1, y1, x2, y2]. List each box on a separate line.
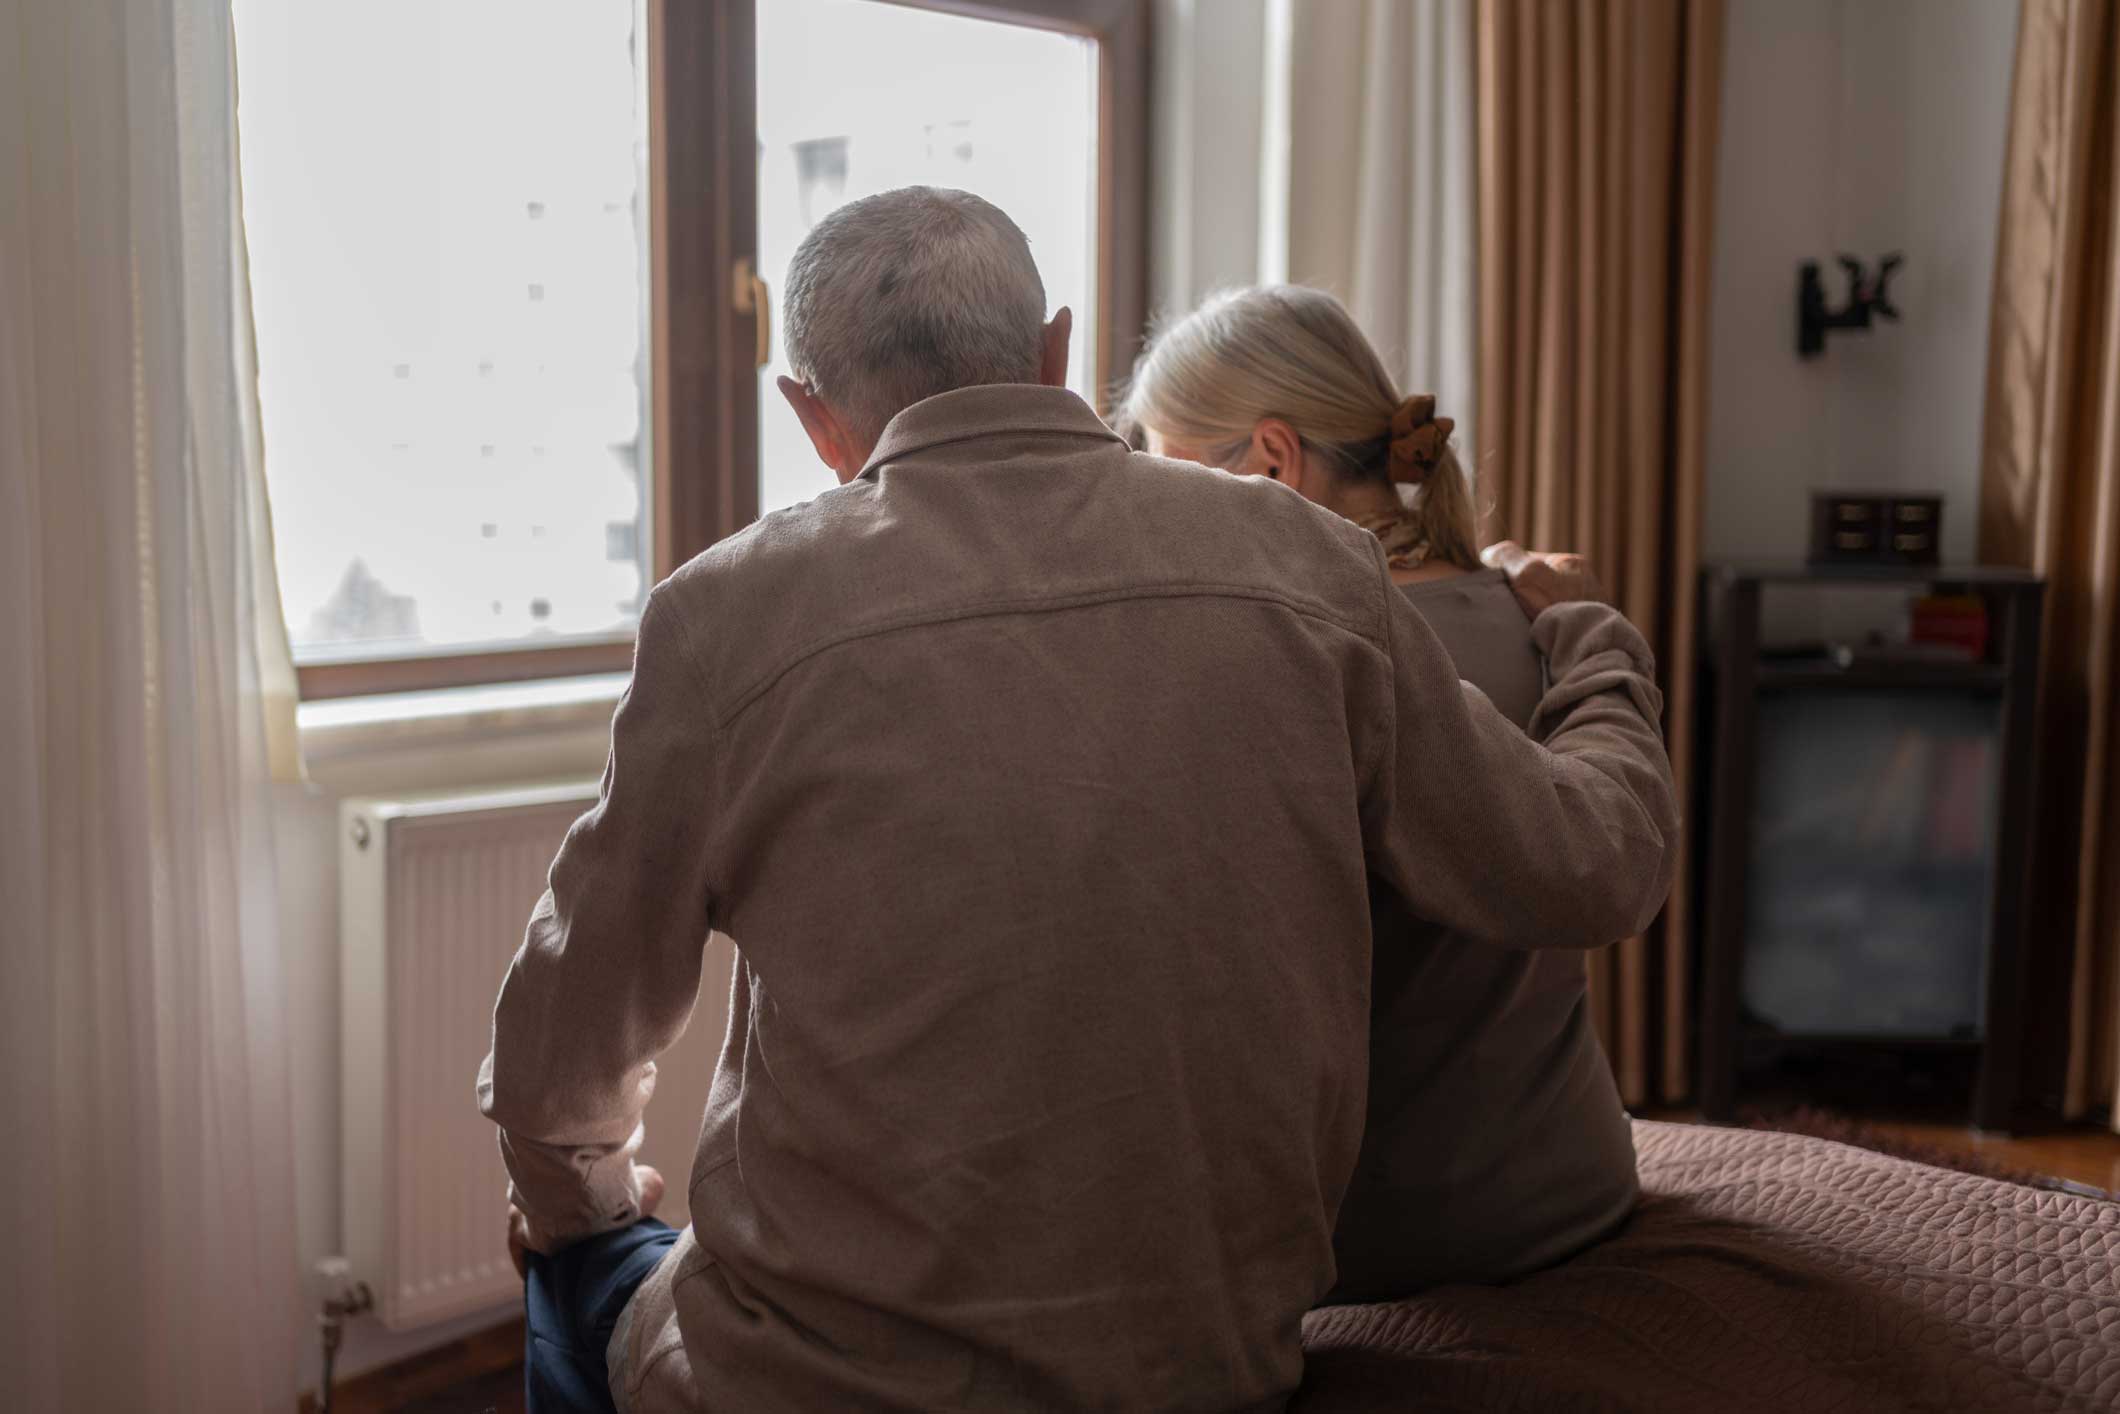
[1295, 1119, 2120, 1413]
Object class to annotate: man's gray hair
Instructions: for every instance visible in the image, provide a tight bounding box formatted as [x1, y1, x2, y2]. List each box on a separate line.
[783, 187, 1048, 446]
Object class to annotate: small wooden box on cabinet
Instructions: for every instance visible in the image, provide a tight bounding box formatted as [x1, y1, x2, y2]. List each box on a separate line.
[1807, 490, 1944, 566]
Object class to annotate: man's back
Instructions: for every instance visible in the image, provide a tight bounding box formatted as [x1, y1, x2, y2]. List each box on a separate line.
[489, 383, 1676, 1413]
[486, 188, 1675, 1414]
[613, 385, 1395, 1410]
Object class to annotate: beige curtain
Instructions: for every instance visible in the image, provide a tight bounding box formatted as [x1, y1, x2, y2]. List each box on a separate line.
[1979, 0, 2120, 1130]
[1281, 0, 1479, 454]
[232, 104, 307, 784]
[3, 0, 301, 1404]
[1475, 0, 1723, 1105]
[1150, 0, 1477, 431]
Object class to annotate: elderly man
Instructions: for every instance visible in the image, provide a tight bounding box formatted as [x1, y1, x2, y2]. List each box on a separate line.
[479, 186, 1678, 1413]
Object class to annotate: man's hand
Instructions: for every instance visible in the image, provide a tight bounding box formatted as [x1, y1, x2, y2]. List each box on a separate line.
[507, 1164, 666, 1281]
[507, 1203, 533, 1281]
[636, 1164, 666, 1222]
[1482, 540, 1607, 620]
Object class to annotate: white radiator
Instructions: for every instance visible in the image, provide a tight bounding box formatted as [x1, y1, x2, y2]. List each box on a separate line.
[340, 783, 729, 1330]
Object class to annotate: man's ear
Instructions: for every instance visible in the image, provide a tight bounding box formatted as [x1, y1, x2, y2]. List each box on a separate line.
[777, 376, 863, 483]
[1039, 307, 1073, 388]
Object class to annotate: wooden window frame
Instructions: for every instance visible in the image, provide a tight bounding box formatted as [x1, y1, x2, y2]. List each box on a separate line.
[297, 0, 1149, 701]
[295, 638, 638, 700]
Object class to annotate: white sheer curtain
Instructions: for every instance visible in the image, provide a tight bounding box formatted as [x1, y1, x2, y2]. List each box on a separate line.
[1, 0, 301, 1408]
[1150, 0, 1477, 449]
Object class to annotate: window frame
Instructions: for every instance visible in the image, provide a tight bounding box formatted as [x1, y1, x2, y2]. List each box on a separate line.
[291, 0, 1149, 701]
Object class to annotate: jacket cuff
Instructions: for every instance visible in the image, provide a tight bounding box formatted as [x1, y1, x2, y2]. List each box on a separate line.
[499, 1123, 651, 1253]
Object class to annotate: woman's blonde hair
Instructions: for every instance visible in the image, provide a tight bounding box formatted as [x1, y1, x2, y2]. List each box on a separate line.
[1122, 285, 1479, 570]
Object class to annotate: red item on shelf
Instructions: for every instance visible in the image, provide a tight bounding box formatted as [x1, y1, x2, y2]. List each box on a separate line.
[1908, 595, 1989, 659]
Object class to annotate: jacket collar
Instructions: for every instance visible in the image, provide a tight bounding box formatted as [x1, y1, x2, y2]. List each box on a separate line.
[859, 384, 1124, 476]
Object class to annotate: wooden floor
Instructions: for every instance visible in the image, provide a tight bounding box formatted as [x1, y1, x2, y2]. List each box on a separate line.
[301, 1318, 523, 1414]
[310, 1116, 2120, 1414]
[1847, 1115, 2120, 1191]
[1637, 1109, 2120, 1192]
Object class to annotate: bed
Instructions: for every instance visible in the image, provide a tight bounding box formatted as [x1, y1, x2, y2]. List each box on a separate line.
[1295, 1119, 2120, 1412]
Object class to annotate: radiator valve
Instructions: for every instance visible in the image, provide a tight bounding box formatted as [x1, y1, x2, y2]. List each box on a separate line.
[314, 1258, 375, 1414]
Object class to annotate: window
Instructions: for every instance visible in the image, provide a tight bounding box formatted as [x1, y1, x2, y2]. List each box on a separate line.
[664, 0, 1147, 554]
[237, 0, 652, 696]
[239, 0, 1144, 698]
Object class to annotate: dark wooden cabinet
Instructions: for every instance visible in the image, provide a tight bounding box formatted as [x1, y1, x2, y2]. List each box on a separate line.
[1695, 562, 2045, 1131]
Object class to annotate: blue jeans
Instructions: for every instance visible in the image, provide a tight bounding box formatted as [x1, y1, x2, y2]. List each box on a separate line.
[524, 1219, 681, 1414]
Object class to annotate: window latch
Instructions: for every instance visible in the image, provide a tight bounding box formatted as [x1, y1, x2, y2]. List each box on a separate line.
[733, 258, 771, 370]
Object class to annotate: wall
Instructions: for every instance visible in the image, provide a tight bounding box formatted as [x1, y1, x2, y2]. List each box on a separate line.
[1705, 0, 2018, 632]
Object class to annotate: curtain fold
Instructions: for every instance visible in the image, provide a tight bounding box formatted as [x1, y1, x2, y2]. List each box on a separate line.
[230, 85, 307, 785]
[1284, 0, 1479, 453]
[1979, 0, 2120, 1129]
[1475, 0, 1724, 1105]
[1150, 0, 1478, 422]
[1, 0, 301, 1406]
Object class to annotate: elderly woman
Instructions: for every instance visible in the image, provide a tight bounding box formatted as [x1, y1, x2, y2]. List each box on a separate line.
[1123, 285, 1639, 1299]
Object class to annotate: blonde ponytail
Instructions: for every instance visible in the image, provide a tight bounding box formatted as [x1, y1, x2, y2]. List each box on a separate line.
[1123, 285, 1481, 571]
[1402, 443, 1479, 571]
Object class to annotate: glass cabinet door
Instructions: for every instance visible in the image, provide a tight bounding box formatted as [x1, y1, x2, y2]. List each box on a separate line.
[1740, 689, 2003, 1038]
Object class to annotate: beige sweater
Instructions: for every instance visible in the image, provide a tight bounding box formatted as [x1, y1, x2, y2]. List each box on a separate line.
[477, 386, 1679, 1413]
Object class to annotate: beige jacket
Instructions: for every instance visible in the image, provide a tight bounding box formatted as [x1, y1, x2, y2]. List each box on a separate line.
[477, 385, 1679, 1412]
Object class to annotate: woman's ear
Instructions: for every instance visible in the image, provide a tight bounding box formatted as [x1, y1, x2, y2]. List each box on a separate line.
[1246, 418, 1310, 493]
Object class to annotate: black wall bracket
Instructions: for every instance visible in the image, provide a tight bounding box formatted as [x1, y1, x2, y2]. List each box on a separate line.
[1798, 253, 1902, 358]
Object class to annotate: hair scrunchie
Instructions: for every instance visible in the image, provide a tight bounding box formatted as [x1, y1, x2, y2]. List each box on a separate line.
[1387, 394, 1455, 484]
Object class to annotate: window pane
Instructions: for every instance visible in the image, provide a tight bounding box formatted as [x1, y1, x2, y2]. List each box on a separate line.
[756, 0, 1098, 515]
[235, 0, 651, 662]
